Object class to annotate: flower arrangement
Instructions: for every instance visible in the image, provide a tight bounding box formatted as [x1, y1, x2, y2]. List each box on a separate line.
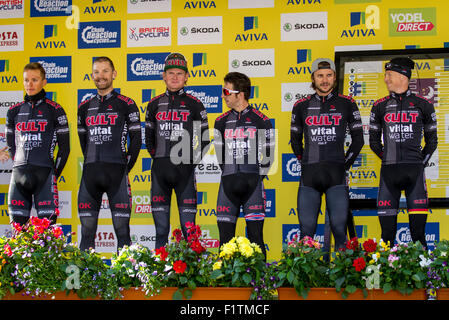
[111, 222, 215, 300]
[276, 235, 328, 299]
[329, 237, 430, 298]
[210, 236, 276, 299]
[0, 217, 121, 300]
[424, 240, 449, 298]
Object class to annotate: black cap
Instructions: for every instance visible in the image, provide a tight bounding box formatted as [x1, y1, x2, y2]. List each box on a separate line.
[385, 57, 415, 79]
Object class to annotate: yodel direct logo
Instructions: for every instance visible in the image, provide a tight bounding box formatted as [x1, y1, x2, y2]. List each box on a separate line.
[389, 7, 436, 36]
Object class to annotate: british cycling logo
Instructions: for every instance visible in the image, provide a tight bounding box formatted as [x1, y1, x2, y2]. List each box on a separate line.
[127, 53, 168, 81]
[78, 21, 121, 49]
[30, 56, 71, 83]
[30, 0, 71, 17]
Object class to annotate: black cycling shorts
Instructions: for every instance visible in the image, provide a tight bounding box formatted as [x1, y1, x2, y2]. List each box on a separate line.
[300, 162, 347, 192]
[78, 162, 132, 219]
[150, 158, 197, 216]
[377, 163, 428, 216]
[8, 165, 59, 220]
[216, 173, 266, 224]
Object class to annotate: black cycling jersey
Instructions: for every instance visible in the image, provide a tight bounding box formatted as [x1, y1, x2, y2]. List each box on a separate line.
[6, 89, 70, 177]
[213, 105, 274, 176]
[369, 89, 438, 165]
[290, 90, 364, 170]
[145, 88, 209, 164]
[77, 90, 142, 171]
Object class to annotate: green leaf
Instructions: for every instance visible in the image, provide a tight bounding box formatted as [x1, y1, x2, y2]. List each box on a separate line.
[184, 288, 193, 300]
[287, 270, 295, 284]
[242, 273, 252, 285]
[346, 285, 357, 294]
[187, 280, 197, 290]
[172, 289, 183, 300]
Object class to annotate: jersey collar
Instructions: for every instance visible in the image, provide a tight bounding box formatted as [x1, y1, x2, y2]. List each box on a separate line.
[313, 89, 336, 102]
[25, 89, 46, 106]
[165, 88, 185, 96]
[96, 89, 117, 102]
[390, 89, 412, 100]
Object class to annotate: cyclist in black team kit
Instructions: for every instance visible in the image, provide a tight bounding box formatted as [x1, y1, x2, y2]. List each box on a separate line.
[145, 53, 209, 249]
[214, 72, 274, 258]
[77, 57, 141, 252]
[6, 62, 70, 226]
[290, 58, 364, 250]
[370, 57, 438, 248]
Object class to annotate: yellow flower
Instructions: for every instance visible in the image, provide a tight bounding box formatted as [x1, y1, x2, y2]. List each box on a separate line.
[240, 243, 254, 258]
[221, 242, 237, 257]
[213, 261, 222, 270]
[253, 245, 262, 254]
[236, 236, 250, 246]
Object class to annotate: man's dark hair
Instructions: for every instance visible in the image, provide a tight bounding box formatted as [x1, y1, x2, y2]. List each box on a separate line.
[23, 62, 46, 79]
[224, 72, 251, 101]
[93, 56, 115, 71]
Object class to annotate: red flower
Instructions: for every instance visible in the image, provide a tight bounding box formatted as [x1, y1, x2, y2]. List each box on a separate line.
[172, 229, 183, 243]
[52, 226, 63, 239]
[3, 244, 12, 257]
[362, 239, 377, 253]
[173, 260, 187, 274]
[12, 222, 22, 233]
[155, 246, 168, 261]
[345, 237, 359, 251]
[353, 257, 366, 272]
[190, 240, 205, 254]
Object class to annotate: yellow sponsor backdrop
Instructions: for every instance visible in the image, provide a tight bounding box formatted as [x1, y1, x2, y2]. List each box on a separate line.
[0, 0, 448, 261]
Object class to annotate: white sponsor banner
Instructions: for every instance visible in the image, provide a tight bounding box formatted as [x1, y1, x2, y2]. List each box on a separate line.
[281, 82, 314, 112]
[281, 12, 327, 41]
[229, 48, 275, 78]
[334, 44, 383, 52]
[77, 224, 159, 252]
[0, 124, 12, 185]
[0, 24, 24, 51]
[0, 90, 22, 119]
[127, 18, 172, 47]
[0, 0, 24, 19]
[228, 0, 274, 9]
[127, 0, 171, 13]
[195, 153, 221, 183]
[178, 16, 222, 45]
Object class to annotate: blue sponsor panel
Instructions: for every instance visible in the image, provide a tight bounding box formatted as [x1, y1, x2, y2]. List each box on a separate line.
[282, 223, 325, 246]
[30, 0, 72, 17]
[30, 56, 71, 83]
[396, 222, 439, 250]
[78, 21, 121, 49]
[282, 153, 301, 182]
[127, 53, 169, 81]
[141, 158, 152, 173]
[184, 85, 222, 113]
[61, 224, 72, 243]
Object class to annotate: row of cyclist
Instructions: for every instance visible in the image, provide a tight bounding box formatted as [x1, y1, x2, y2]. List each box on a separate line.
[3, 53, 437, 259]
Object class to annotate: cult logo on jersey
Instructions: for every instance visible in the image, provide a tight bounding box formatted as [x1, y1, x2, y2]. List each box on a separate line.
[224, 128, 257, 139]
[384, 112, 418, 123]
[341, 6, 379, 38]
[16, 121, 48, 132]
[156, 111, 190, 122]
[235, 16, 268, 42]
[305, 115, 342, 126]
